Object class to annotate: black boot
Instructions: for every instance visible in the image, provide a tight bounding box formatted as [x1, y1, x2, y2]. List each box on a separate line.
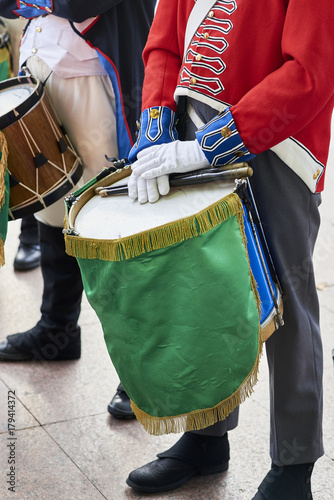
[0, 221, 83, 361]
[126, 432, 229, 493]
[13, 214, 41, 271]
[252, 463, 314, 500]
[108, 383, 135, 419]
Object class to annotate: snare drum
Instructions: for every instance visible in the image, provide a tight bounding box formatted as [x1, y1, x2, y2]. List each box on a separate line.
[64, 167, 283, 435]
[0, 75, 83, 220]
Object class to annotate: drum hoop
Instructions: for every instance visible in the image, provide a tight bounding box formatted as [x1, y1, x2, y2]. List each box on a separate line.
[260, 294, 283, 342]
[65, 168, 245, 263]
[0, 76, 43, 130]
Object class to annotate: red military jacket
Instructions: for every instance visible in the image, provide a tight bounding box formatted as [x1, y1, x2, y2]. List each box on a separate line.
[141, 0, 334, 192]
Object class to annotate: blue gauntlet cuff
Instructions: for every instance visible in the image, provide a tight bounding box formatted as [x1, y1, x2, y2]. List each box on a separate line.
[196, 108, 255, 166]
[128, 106, 178, 162]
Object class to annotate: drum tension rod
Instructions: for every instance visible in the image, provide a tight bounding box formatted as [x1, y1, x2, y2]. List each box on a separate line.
[95, 157, 130, 182]
[62, 227, 79, 237]
[64, 192, 80, 210]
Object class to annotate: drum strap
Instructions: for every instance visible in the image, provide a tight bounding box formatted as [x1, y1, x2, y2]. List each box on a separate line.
[21, 65, 53, 88]
[42, 69, 53, 87]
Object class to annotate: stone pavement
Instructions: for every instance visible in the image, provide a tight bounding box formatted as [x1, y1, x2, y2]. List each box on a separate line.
[1, 148, 334, 499]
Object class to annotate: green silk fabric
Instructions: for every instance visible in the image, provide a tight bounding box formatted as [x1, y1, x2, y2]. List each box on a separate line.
[0, 46, 11, 81]
[77, 213, 260, 420]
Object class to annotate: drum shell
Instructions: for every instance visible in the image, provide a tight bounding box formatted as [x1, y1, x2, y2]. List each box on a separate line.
[0, 76, 83, 219]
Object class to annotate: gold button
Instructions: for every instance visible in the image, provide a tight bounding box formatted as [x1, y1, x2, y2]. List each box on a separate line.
[149, 109, 160, 119]
[208, 11, 214, 18]
[195, 54, 202, 61]
[204, 32, 210, 40]
[234, 151, 245, 158]
[36, 26, 42, 32]
[32, 47, 38, 54]
[45, 6, 52, 12]
[221, 126, 232, 138]
[313, 169, 320, 180]
[190, 77, 197, 85]
[136, 120, 140, 130]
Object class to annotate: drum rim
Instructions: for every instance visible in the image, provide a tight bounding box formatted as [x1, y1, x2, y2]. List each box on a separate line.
[260, 292, 283, 341]
[0, 76, 43, 130]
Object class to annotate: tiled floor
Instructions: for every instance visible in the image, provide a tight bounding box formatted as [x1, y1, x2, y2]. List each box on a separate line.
[1, 151, 334, 499]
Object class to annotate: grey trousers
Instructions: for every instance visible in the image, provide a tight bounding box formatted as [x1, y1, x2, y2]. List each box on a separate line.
[184, 101, 324, 465]
[249, 151, 323, 465]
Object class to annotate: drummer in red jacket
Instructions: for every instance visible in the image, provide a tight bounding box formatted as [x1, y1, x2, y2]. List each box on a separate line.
[126, 1, 334, 498]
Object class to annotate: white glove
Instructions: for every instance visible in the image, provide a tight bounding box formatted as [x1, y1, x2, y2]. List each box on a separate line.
[128, 140, 210, 203]
[128, 174, 170, 204]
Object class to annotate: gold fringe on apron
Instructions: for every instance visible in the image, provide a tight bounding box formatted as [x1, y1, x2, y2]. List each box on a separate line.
[0, 131, 9, 267]
[65, 191, 246, 262]
[130, 342, 262, 436]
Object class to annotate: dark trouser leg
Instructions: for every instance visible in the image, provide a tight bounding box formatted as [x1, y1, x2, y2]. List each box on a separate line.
[8, 221, 83, 360]
[19, 214, 39, 246]
[249, 151, 321, 500]
[249, 151, 323, 465]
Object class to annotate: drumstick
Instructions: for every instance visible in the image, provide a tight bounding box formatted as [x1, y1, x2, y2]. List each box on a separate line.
[96, 165, 253, 197]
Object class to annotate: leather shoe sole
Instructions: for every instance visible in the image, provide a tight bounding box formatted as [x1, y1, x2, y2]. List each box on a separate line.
[0, 340, 33, 361]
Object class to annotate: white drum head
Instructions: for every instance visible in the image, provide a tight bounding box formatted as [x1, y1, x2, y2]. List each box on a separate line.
[0, 82, 36, 116]
[75, 178, 236, 240]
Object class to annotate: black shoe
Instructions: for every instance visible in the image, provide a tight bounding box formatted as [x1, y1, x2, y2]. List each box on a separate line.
[0, 340, 33, 361]
[126, 432, 229, 493]
[251, 463, 314, 500]
[13, 243, 41, 271]
[108, 384, 135, 419]
[0, 325, 81, 362]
